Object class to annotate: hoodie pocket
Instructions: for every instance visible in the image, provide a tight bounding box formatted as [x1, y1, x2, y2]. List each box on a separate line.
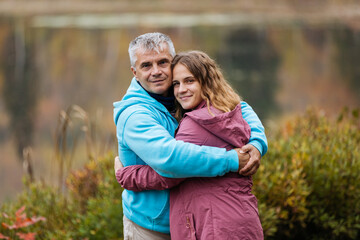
[153, 191, 170, 224]
[185, 213, 197, 240]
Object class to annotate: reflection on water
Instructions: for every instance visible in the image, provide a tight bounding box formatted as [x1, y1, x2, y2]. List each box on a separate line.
[31, 12, 328, 29]
[0, 13, 360, 202]
[2, 19, 38, 159]
[218, 28, 280, 119]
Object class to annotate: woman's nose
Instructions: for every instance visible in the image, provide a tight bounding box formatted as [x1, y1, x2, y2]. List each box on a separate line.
[178, 83, 187, 93]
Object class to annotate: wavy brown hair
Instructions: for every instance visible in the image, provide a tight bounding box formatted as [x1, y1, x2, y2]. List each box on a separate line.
[171, 50, 241, 120]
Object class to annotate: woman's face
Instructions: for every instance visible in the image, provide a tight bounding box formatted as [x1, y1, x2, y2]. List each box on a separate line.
[172, 63, 203, 110]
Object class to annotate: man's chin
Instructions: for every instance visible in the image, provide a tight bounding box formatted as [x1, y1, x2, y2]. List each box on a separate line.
[153, 88, 169, 96]
[151, 84, 171, 96]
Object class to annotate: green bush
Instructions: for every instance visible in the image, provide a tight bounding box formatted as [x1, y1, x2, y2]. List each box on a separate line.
[72, 156, 124, 240]
[0, 153, 124, 240]
[253, 108, 360, 240]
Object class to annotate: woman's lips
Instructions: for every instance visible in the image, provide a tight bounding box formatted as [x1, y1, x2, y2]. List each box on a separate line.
[179, 95, 192, 101]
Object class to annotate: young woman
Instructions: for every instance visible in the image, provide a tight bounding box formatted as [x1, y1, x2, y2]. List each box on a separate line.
[116, 51, 264, 239]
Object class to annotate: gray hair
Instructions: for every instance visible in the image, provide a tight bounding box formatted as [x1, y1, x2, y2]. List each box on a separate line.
[128, 32, 176, 68]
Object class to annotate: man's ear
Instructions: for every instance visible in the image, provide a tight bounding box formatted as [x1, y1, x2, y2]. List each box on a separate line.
[131, 67, 137, 79]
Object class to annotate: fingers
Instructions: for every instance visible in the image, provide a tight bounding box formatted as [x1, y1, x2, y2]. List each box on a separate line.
[114, 156, 123, 174]
[239, 144, 252, 153]
[240, 160, 259, 176]
[239, 160, 252, 175]
[238, 144, 261, 176]
[239, 156, 260, 176]
[115, 156, 120, 163]
[242, 144, 261, 158]
[238, 152, 250, 170]
[235, 148, 250, 171]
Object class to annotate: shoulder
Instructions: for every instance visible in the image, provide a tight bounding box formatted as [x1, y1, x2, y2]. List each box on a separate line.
[185, 105, 221, 121]
[175, 115, 206, 144]
[121, 104, 158, 119]
[240, 101, 253, 110]
[116, 105, 162, 131]
[178, 115, 198, 128]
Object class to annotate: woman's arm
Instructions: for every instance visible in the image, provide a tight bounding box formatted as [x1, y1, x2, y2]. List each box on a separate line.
[115, 163, 185, 192]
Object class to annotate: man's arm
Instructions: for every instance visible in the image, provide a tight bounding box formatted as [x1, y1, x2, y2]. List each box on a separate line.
[118, 109, 240, 178]
[240, 101, 268, 176]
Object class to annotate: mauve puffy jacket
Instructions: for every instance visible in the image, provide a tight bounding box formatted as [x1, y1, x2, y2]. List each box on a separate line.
[116, 101, 264, 240]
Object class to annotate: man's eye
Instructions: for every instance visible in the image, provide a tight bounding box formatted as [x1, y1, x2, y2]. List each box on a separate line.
[141, 64, 150, 68]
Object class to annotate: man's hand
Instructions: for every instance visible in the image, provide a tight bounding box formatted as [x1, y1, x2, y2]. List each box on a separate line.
[114, 156, 123, 176]
[238, 144, 261, 176]
[234, 148, 250, 172]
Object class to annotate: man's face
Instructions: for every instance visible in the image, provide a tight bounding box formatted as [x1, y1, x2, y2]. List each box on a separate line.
[131, 44, 173, 96]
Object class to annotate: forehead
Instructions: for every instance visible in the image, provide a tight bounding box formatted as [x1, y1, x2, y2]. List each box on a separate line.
[135, 44, 172, 64]
[173, 64, 194, 78]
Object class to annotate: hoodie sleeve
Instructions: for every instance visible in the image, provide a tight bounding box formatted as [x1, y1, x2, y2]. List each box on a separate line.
[116, 165, 185, 191]
[119, 109, 239, 178]
[241, 101, 268, 156]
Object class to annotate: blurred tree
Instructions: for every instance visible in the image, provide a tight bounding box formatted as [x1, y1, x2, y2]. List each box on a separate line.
[1, 18, 38, 162]
[217, 28, 280, 119]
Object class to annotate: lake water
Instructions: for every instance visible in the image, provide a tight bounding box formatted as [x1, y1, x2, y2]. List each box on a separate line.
[0, 11, 359, 202]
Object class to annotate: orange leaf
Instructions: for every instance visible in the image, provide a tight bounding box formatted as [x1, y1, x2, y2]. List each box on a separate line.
[16, 232, 36, 240]
[15, 206, 27, 226]
[1, 222, 10, 229]
[13, 218, 34, 229]
[15, 206, 26, 218]
[16, 213, 26, 222]
[0, 233, 10, 240]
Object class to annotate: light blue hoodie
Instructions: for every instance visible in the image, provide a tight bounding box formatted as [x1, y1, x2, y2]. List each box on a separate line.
[113, 78, 267, 233]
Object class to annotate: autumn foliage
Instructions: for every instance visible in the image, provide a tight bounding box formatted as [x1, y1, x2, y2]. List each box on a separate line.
[0, 108, 359, 239]
[253, 108, 360, 239]
[0, 206, 45, 240]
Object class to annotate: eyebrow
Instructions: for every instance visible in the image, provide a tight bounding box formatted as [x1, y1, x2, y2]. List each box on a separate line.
[140, 62, 151, 68]
[172, 76, 194, 82]
[158, 58, 170, 63]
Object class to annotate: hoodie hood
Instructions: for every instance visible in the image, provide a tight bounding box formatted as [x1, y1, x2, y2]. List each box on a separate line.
[184, 101, 251, 148]
[113, 78, 173, 125]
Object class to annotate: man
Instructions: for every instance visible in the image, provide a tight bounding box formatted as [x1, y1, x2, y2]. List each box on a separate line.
[114, 32, 267, 239]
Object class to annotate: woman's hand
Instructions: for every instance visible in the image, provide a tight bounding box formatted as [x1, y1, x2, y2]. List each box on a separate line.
[114, 156, 124, 176]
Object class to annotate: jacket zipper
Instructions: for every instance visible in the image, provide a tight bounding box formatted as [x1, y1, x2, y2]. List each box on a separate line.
[186, 216, 195, 240]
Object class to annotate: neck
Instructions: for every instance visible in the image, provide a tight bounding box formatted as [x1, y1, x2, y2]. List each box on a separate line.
[137, 81, 175, 112]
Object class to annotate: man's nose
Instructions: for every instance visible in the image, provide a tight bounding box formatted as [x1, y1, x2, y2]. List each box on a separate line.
[151, 65, 161, 76]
